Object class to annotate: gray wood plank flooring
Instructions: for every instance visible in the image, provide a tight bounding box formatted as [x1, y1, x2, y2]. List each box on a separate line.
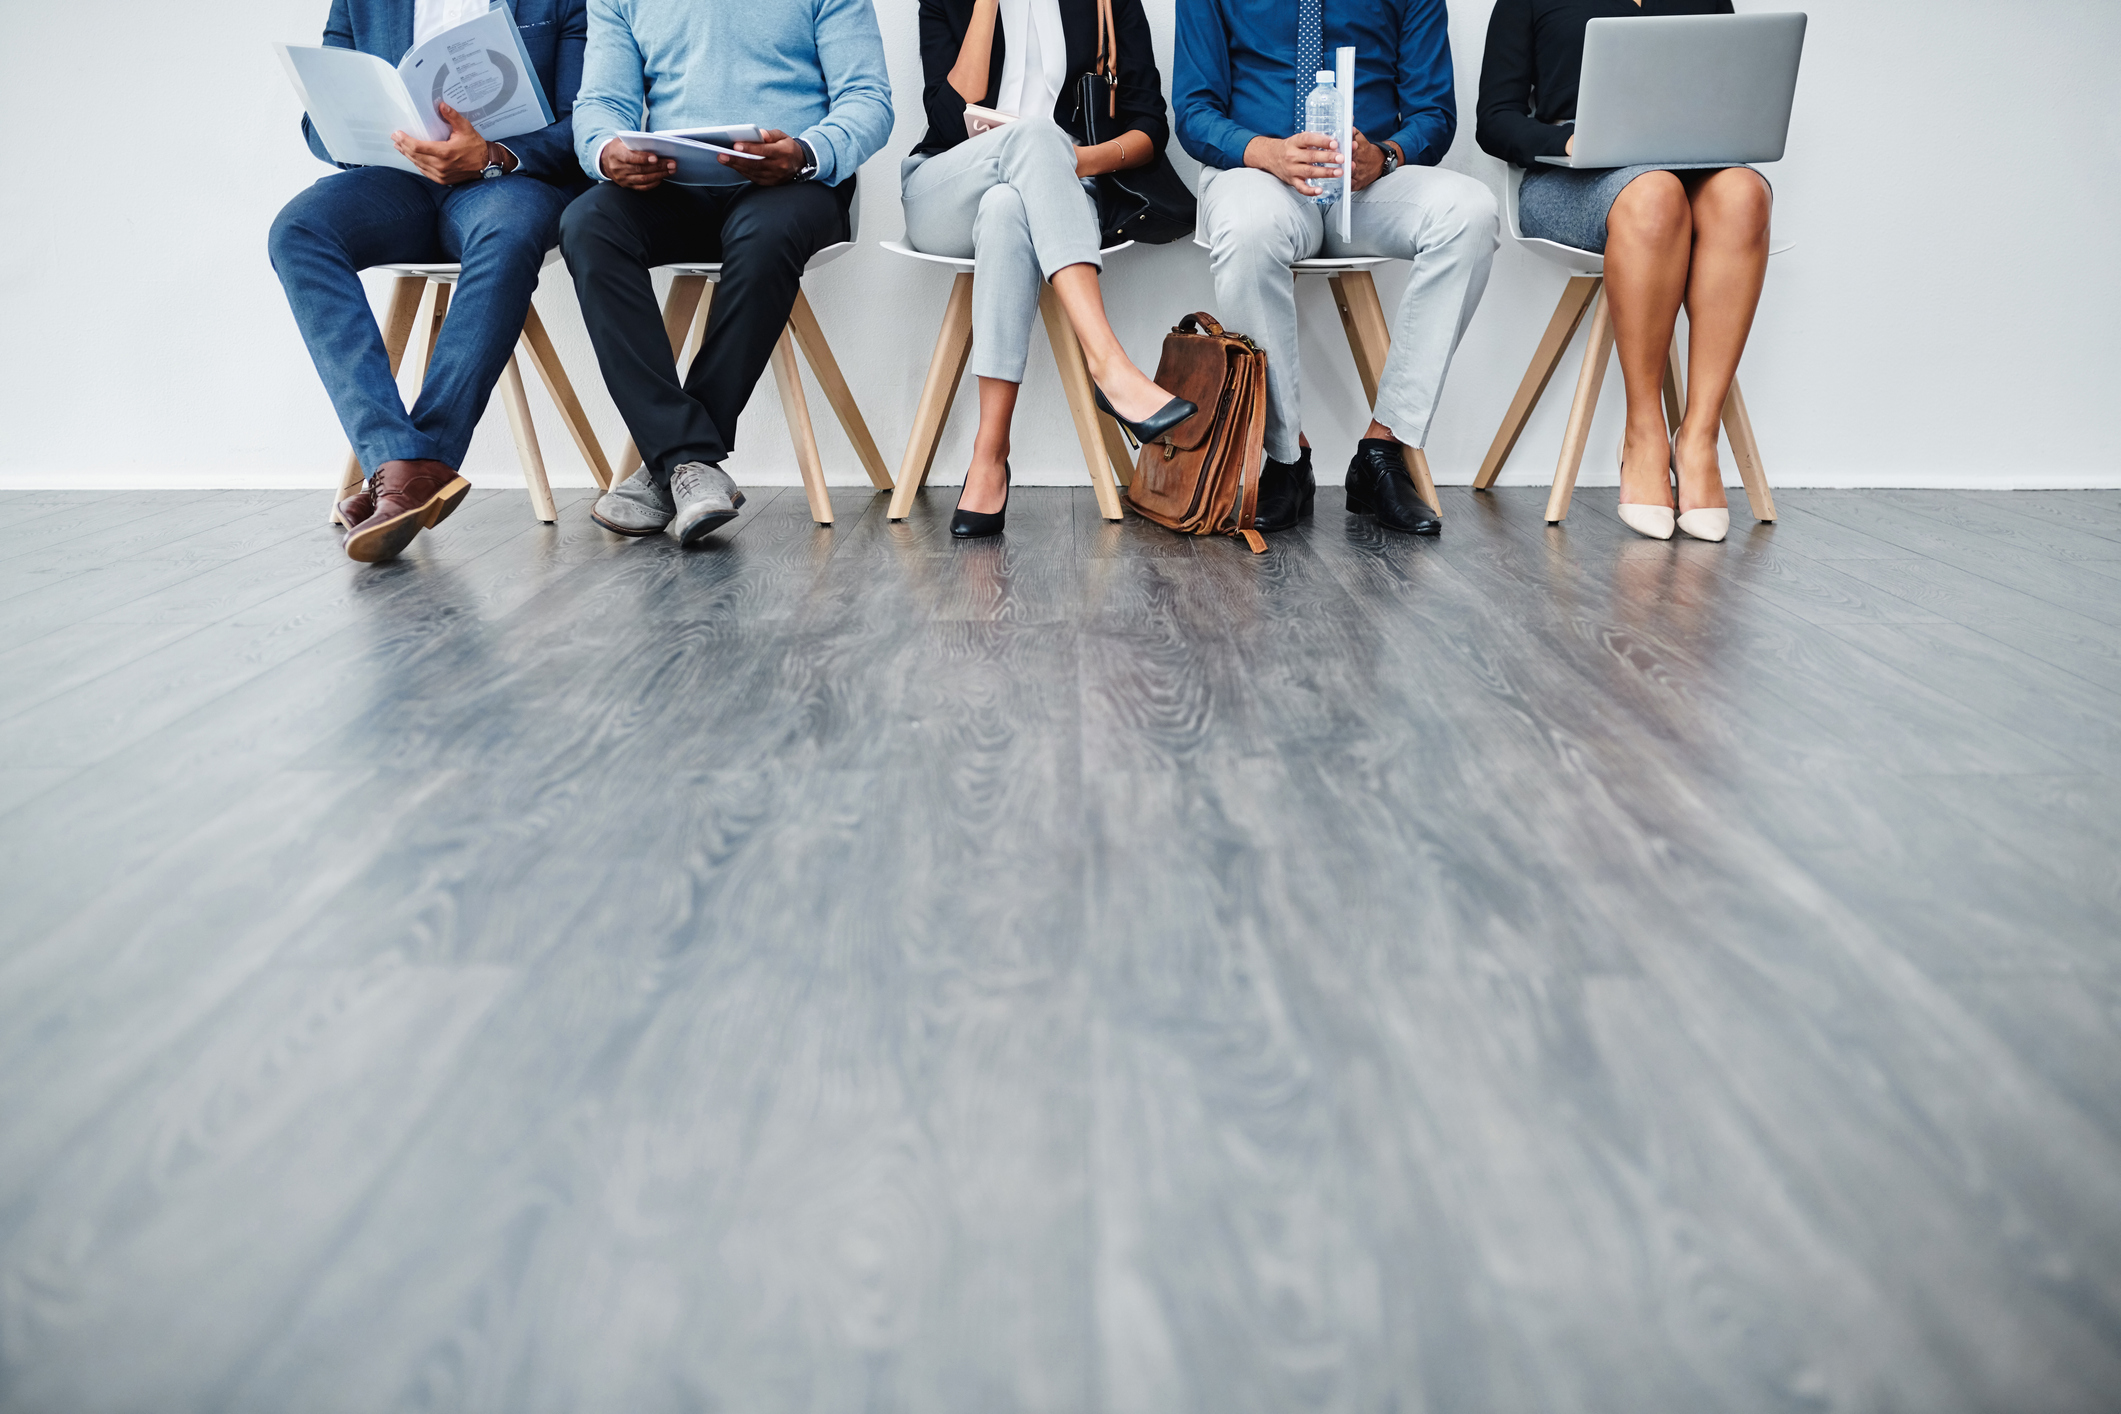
[2, 486, 2120, 1413]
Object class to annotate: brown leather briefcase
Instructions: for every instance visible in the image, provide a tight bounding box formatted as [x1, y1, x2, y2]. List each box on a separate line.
[1121, 312, 1270, 553]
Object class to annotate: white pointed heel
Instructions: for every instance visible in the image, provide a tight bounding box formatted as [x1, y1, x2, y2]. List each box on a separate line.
[1676, 508, 1730, 542]
[1671, 423, 1731, 542]
[1616, 438, 1676, 541]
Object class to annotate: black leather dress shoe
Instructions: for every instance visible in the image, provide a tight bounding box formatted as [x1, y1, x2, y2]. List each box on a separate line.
[1093, 387, 1198, 446]
[1253, 447, 1315, 533]
[1345, 439, 1441, 535]
[951, 460, 1010, 538]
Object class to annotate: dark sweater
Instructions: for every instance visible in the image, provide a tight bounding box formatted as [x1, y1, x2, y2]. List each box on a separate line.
[914, 0, 1171, 157]
[1476, 0, 1733, 168]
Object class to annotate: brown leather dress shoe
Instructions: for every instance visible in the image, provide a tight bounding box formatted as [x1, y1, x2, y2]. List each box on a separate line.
[343, 459, 471, 563]
[335, 485, 375, 537]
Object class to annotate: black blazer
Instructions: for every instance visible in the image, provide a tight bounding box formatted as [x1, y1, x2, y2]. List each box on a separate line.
[915, 0, 1171, 158]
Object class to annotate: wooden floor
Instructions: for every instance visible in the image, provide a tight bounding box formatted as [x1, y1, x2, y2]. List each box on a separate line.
[3, 482, 2120, 1413]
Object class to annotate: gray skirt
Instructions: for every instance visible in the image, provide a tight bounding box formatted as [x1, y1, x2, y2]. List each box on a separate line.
[1519, 163, 1766, 254]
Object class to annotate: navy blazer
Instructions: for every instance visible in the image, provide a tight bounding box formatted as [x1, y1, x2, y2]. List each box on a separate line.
[301, 0, 589, 189]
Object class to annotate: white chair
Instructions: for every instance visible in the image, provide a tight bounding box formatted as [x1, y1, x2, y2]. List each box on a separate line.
[1475, 164, 1790, 524]
[1185, 239, 1444, 515]
[880, 239, 1138, 523]
[328, 248, 613, 527]
[609, 190, 891, 526]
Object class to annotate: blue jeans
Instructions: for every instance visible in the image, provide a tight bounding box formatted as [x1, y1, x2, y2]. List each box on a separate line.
[268, 167, 571, 476]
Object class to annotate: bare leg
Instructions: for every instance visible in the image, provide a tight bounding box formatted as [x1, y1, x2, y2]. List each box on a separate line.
[960, 376, 1018, 515]
[1674, 168, 1772, 512]
[1602, 172, 1692, 509]
[1048, 264, 1176, 423]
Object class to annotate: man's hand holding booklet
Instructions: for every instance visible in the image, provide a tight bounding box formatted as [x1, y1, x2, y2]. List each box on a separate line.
[276, 3, 552, 174]
[611, 127, 766, 186]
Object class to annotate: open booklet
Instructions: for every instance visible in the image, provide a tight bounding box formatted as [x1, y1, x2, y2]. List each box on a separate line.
[613, 126, 766, 186]
[277, 3, 553, 173]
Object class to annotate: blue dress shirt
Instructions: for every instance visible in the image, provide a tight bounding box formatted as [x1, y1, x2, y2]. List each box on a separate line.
[1173, 0, 1456, 173]
[571, 0, 894, 188]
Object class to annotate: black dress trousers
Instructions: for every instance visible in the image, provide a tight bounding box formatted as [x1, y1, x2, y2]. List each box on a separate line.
[561, 178, 853, 481]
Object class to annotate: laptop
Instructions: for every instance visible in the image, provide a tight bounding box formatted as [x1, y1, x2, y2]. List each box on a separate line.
[1538, 12, 1808, 169]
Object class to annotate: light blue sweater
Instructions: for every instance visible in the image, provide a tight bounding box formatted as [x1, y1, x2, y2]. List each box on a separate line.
[572, 0, 894, 187]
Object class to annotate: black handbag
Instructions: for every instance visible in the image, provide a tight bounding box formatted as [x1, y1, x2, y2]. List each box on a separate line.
[1073, 0, 1196, 246]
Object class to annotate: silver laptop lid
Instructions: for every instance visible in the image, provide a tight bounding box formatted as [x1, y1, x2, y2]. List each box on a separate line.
[1570, 12, 1807, 169]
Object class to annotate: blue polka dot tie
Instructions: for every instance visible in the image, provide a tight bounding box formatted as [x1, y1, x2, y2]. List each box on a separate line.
[1295, 0, 1322, 134]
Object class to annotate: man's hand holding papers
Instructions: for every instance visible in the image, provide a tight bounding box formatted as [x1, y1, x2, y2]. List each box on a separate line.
[724, 130, 806, 187]
[602, 142, 680, 190]
[392, 102, 516, 184]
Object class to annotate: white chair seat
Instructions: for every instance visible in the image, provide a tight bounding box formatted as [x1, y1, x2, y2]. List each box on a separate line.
[879, 239, 1136, 271]
[374, 247, 566, 283]
[663, 239, 860, 280]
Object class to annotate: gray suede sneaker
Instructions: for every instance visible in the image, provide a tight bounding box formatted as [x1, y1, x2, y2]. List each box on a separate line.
[669, 462, 744, 547]
[591, 468, 676, 537]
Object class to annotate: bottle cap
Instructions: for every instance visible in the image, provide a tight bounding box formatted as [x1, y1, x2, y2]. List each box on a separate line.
[1316, 71, 1334, 84]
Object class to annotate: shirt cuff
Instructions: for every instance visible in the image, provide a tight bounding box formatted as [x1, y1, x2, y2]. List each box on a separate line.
[795, 127, 837, 185]
[492, 141, 519, 174]
[591, 135, 621, 180]
[1222, 128, 1264, 171]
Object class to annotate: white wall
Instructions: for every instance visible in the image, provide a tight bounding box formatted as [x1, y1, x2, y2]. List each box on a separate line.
[1, 0, 2115, 491]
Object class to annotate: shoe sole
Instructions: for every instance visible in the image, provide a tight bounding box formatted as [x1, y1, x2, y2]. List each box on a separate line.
[1346, 498, 1441, 536]
[674, 508, 739, 548]
[591, 508, 672, 537]
[343, 477, 470, 563]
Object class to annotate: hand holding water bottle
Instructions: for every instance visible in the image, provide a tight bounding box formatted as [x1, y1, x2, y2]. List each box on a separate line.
[1302, 70, 1344, 206]
[1241, 75, 1344, 198]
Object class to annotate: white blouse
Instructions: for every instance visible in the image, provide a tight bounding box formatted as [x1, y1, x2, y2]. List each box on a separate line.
[995, 0, 1069, 125]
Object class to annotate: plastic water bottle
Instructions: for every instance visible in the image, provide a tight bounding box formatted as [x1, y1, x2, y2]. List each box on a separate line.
[1304, 71, 1342, 207]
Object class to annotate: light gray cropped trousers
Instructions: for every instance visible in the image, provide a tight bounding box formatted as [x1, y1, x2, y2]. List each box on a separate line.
[1197, 165, 1501, 463]
[901, 118, 1104, 384]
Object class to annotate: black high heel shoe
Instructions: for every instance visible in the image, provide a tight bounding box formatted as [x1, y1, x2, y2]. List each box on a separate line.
[1093, 387, 1197, 448]
[951, 460, 1010, 539]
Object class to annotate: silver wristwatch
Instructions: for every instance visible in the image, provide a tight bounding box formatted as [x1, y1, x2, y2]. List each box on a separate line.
[1379, 142, 1402, 178]
[793, 138, 820, 182]
[480, 145, 509, 181]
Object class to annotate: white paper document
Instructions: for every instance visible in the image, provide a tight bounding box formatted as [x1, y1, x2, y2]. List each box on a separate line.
[277, 3, 553, 173]
[613, 130, 766, 187]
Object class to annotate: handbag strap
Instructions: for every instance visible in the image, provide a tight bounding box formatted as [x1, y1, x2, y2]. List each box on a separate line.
[1176, 311, 1228, 338]
[1095, 0, 1117, 116]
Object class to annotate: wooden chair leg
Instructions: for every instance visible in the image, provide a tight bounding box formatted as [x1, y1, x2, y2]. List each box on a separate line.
[1662, 328, 1687, 436]
[1039, 285, 1127, 522]
[787, 290, 892, 492]
[771, 326, 833, 525]
[1722, 377, 1776, 522]
[1330, 271, 1440, 515]
[332, 274, 429, 523]
[1327, 271, 1392, 405]
[497, 353, 557, 524]
[1544, 288, 1614, 524]
[403, 281, 450, 392]
[1669, 322, 1776, 522]
[1405, 448, 1441, 516]
[610, 274, 710, 485]
[1476, 275, 1601, 490]
[518, 303, 615, 492]
[1098, 414, 1135, 488]
[888, 272, 975, 521]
